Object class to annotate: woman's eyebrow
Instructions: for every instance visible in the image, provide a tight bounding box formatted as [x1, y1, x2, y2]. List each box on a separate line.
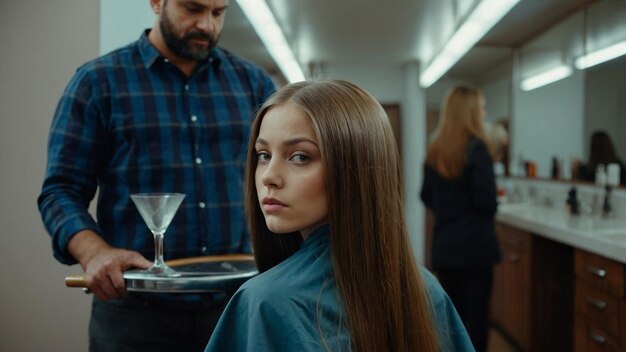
[255, 137, 318, 147]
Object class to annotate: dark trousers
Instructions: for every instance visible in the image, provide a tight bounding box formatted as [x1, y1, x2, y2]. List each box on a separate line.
[89, 294, 228, 352]
[435, 266, 494, 352]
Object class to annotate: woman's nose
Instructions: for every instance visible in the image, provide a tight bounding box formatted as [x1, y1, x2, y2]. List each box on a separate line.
[260, 160, 283, 188]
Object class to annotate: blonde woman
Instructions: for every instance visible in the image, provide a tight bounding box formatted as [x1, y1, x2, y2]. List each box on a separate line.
[205, 80, 473, 351]
[420, 86, 500, 352]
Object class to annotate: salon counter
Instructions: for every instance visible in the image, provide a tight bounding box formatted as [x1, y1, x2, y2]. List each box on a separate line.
[496, 202, 626, 264]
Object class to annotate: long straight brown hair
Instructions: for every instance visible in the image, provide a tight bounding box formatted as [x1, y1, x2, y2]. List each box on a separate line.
[244, 80, 440, 351]
[426, 86, 488, 179]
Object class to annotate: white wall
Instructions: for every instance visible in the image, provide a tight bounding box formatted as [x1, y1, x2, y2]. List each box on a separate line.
[0, 1, 98, 351]
[100, 0, 155, 55]
[319, 63, 406, 102]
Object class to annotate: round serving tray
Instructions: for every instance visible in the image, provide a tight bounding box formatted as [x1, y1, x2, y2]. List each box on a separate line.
[65, 254, 258, 293]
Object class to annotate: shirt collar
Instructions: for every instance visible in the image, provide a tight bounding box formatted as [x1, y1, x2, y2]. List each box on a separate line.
[137, 29, 223, 71]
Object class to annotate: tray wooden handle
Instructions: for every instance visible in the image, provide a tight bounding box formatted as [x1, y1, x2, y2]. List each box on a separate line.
[165, 253, 253, 267]
[65, 275, 88, 288]
[64, 254, 255, 288]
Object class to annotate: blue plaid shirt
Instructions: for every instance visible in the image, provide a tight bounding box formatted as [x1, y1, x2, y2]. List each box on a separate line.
[38, 31, 276, 266]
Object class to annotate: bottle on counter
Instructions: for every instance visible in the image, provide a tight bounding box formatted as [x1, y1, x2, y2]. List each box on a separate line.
[566, 186, 580, 216]
[526, 161, 537, 178]
[497, 186, 507, 204]
[607, 163, 621, 187]
[551, 156, 560, 180]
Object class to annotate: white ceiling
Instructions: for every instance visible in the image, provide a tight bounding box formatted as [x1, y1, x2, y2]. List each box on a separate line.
[219, 0, 596, 84]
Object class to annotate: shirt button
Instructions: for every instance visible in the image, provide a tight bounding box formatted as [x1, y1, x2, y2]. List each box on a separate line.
[201, 247, 207, 252]
[195, 158, 202, 164]
[198, 202, 206, 208]
[191, 115, 197, 122]
[164, 58, 170, 63]
[185, 85, 189, 91]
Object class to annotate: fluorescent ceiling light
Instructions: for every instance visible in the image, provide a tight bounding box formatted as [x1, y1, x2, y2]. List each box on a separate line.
[520, 64, 572, 91]
[575, 40, 626, 70]
[237, 0, 305, 83]
[420, 0, 521, 88]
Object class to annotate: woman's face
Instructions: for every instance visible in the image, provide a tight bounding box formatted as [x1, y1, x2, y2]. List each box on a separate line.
[254, 102, 328, 239]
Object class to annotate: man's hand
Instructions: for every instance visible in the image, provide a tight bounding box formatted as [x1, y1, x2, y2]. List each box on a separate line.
[68, 230, 152, 300]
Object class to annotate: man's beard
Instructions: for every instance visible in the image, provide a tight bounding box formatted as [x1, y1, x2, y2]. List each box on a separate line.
[160, 7, 218, 60]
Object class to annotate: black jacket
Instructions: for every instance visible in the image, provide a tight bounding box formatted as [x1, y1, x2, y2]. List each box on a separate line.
[420, 138, 501, 268]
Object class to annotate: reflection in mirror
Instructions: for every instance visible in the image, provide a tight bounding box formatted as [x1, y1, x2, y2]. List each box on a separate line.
[511, 11, 585, 180]
[580, 1, 626, 186]
[510, 0, 626, 187]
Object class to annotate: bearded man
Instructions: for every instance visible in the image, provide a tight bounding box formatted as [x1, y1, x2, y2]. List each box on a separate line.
[38, 1, 275, 350]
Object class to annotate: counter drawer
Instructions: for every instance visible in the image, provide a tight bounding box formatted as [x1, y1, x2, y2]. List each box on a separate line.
[575, 318, 621, 352]
[575, 282, 623, 341]
[575, 250, 625, 298]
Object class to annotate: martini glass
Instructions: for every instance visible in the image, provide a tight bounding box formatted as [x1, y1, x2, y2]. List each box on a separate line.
[130, 193, 186, 277]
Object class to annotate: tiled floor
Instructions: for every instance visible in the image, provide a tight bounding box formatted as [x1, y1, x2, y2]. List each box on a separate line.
[487, 328, 517, 352]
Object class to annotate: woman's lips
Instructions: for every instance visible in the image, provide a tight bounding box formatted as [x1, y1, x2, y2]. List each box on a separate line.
[262, 198, 286, 212]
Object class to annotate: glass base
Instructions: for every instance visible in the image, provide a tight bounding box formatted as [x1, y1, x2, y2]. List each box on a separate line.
[130, 264, 181, 278]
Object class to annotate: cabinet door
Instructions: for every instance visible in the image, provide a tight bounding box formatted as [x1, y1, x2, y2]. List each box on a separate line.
[502, 245, 531, 350]
[492, 223, 574, 351]
[492, 223, 532, 350]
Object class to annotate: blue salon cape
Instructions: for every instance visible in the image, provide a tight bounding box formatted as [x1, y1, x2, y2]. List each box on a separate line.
[206, 226, 475, 351]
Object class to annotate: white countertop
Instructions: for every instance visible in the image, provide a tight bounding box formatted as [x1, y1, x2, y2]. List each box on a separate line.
[496, 203, 626, 264]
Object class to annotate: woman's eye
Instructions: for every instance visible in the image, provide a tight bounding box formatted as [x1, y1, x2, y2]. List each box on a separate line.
[290, 153, 310, 164]
[256, 152, 270, 162]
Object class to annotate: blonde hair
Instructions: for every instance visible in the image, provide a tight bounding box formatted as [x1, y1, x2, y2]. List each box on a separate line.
[426, 86, 488, 179]
[245, 80, 439, 351]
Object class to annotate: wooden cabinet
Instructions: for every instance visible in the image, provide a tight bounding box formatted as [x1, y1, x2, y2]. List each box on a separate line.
[491, 223, 532, 349]
[491, 222, 573, 351]
[574, 249, 626, 352]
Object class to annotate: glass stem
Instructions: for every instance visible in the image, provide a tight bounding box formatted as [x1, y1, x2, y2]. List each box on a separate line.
[153, 233, 165, 268]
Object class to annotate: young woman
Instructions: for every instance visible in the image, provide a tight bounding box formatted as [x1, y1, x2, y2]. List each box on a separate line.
[420, 86, 500, 352]
[206, 80, 473, 351]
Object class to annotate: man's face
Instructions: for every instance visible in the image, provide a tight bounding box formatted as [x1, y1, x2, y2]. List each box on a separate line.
[159, 0, 228, 60]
